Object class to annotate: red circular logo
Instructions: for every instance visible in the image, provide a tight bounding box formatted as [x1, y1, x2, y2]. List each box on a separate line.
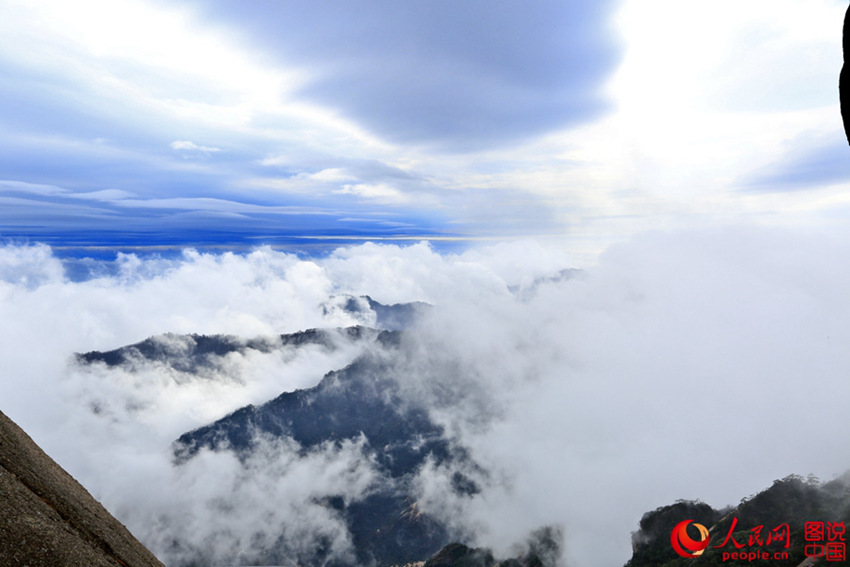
[671, 520, 710, 558]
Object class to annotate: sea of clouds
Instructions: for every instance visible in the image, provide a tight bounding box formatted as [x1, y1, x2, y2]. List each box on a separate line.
[2, 226, 850, 567]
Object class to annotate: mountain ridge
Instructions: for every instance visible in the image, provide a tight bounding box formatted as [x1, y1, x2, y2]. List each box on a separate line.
[169, 332, 470, 566]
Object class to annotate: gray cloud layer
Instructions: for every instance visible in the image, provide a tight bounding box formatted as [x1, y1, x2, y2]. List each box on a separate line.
[186, 0, 623, 151]
[743, 131, 850, 191]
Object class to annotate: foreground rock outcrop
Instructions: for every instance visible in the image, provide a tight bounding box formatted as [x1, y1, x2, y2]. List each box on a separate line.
[0, 409, 164, 567]
[842, 3, 850, 145]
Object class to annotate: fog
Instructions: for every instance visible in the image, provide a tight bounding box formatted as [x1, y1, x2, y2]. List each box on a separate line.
[2, 226, 849, 566]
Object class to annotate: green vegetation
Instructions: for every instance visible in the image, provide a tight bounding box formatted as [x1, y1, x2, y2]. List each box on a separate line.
[625, 474, 850, 567]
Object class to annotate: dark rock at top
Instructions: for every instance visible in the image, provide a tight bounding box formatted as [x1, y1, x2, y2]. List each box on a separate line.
[841, 4, 850, 145]
[0, 409, 164, 567]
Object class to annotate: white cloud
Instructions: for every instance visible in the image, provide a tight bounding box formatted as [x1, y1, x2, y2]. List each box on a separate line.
[0, 0, 386, 171]
[109, 196, 328, 216]
[170, 140, 221, 153]
[421, 0, 847, 246]
[0, 179, 69, 196]
[308, 168, 356, 183]
[3, 227, 849, 565]
[593, 0, 845, 199]
[0, 242, 65, 288]
[334, 183, 411, 204]
[0, 0, 844, 249]
[67, 189, 137, 201]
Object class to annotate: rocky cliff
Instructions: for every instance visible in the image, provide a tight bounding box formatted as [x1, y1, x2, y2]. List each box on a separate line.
[0, 409, 164, 567]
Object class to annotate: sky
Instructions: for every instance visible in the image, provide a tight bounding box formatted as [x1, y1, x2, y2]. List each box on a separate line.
[1, 2, 850, 567]
[0, 0, 846, 258]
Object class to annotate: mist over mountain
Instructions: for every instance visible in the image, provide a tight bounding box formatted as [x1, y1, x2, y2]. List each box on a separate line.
[169, 329, 466, 566]
[73, 297, 488, 566]
[77, 326, 380, 377]
[321, 295, 432, 332]
[423, 526, 564, 567]
[3, 233, 850, 567]
[75, 294, 429, 376]
[72, 292, 561, 566]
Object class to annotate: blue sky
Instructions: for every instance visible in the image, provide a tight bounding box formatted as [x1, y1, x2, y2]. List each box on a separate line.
[0, 0, 847, 258]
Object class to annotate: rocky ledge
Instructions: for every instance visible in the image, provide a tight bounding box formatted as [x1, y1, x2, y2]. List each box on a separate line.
[0, 409, 163, 567]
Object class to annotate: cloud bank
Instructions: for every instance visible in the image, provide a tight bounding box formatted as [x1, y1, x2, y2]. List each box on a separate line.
[186, 0, 623, 151]
[0, 1, 845, 252]
[2, 228, 850, 566]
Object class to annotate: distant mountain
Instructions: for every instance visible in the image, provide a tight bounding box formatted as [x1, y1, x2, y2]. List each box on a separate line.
[0, 409, 164, 567]
[76, 326, 378, 374]
[508, 269, 584, 302]
[72, 294, 575, 566]
[74, 296, 468, 566]
[321, 294, 432, 331]
[625, 474, 850, 566]
[173, 330, 477, 566]
[175, 332, 446, 472]
[421, 526, 563, 567]
[77, 295, 429, 372]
